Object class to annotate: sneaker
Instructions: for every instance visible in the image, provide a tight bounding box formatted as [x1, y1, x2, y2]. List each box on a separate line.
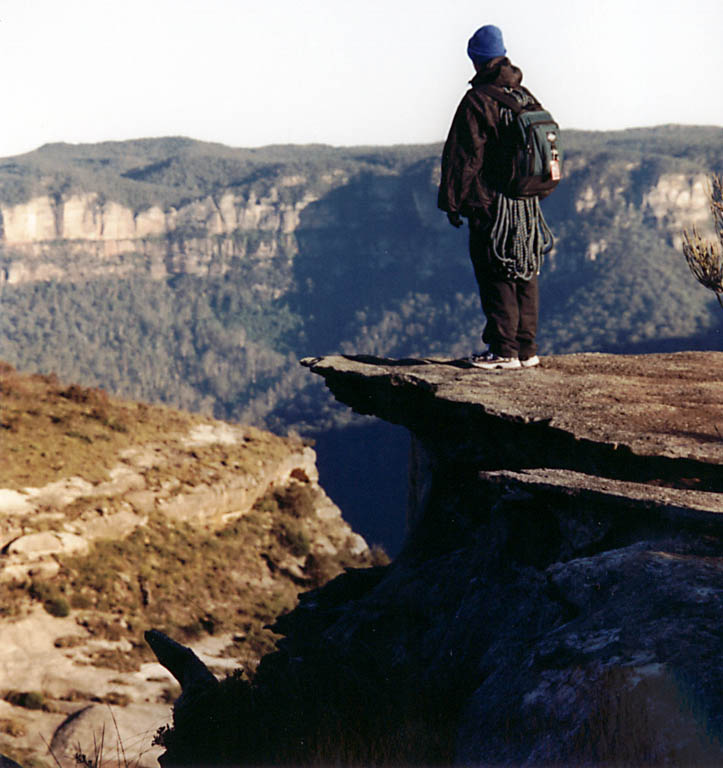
[520, 355, 540, 368]
[468, 352, 521, 370]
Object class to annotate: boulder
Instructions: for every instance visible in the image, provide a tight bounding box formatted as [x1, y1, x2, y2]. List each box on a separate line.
[50, 703, 165, 768]
[0, 490, 33, 515]
[4, 532, 89, 558]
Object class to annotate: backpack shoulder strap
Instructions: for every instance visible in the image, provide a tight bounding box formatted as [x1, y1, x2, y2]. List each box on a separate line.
[476, 84, 540, 114]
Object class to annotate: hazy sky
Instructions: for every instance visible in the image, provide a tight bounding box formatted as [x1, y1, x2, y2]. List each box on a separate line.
[1, 0, 721, 158]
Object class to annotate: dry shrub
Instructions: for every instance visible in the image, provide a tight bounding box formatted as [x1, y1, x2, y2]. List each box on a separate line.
[60, 384, 109, 406]
[274, 482, 316, 518]
[4, 691, 45, 710]
[682, 173, 723, 310]
[274, 519, 311, 557]
[0, 717, 26, 737]
[29, 581, 71, 617]
[97, 691, 131, 707]
[304, 553, 342, 587]
[54, 635, 86, 649]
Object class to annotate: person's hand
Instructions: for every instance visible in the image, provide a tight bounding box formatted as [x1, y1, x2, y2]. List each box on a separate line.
[447, 211, 464, 228]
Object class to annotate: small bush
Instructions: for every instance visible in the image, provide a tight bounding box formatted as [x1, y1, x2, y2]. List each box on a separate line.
[254, 494, 280, 515]
[89, 404, 110, 424]
[29, 581, 71, 617]
[79, 616, 128, 642]
[44, 596, 70, 617]
[305, 553, 342, 587]
[179, 620, 204, 641]
[59, 689, 94, 702]
[60, 384, 109, 406]
[5, 690, 45, 710]
[0, 582, 27, 619]
[274, 483, 315, 518]
[69, 592, 93, 610]
[97, 691, 131, 707]
[275, 519, 311, 557]
[89, 648, 144, 672]
[369, 545, 391, 567]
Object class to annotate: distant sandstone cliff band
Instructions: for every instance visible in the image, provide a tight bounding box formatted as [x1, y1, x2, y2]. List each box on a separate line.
[2, 171, 713, 245]
[0, 130, 718, 287]
[2, 188, 310, 244]
[0, 186, 313, 285]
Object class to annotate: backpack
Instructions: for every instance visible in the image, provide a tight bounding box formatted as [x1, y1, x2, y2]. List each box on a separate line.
[477, 84, 562, 199]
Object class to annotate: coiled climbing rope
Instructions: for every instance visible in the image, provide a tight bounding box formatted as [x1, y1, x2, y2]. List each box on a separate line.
[487, 98, 555, 280]
[490, 194, 554, 281]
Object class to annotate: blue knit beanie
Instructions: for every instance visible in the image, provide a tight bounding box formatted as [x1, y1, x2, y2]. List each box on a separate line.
[467, 25, 506, 64]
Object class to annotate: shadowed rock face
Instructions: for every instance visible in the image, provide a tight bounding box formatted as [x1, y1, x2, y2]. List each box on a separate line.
[156, 353, 723, 767]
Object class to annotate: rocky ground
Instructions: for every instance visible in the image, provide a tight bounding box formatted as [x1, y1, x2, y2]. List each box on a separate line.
[0, 363, 378, 767]
[154, 352, 722, 766]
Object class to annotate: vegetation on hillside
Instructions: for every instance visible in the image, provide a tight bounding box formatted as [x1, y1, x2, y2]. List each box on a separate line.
[0, 363, 383, 662]
[0, 360, 202, 488]
[0, 363, 388, 766]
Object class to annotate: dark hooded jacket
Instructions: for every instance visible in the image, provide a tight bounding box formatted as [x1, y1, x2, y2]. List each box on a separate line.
[437, 56, 524, 221]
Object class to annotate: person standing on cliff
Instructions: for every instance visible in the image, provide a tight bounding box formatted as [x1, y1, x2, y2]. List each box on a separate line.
[438, 25, 558, 370]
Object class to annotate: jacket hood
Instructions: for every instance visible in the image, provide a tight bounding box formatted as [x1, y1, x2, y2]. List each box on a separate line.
[470, 57, 523, 88]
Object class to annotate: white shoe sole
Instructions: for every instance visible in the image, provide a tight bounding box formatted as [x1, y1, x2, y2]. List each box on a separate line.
[520, 356, 540, 368]
[471, 359, 522, 370]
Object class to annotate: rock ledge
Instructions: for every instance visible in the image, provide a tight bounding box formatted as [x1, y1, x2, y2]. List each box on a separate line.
[302, 351, 723, 493]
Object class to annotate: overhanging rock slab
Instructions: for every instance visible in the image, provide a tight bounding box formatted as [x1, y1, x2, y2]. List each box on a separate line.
[302, 352, 723, 490]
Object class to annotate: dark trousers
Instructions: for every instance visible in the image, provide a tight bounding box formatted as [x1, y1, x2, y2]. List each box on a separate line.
[469, 220, 538, 359]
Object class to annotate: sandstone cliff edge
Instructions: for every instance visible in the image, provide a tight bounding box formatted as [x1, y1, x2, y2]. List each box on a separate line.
[156, 352, 722, 766]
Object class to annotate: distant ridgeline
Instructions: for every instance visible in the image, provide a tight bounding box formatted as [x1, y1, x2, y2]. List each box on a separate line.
[0, 129, 721, 550]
